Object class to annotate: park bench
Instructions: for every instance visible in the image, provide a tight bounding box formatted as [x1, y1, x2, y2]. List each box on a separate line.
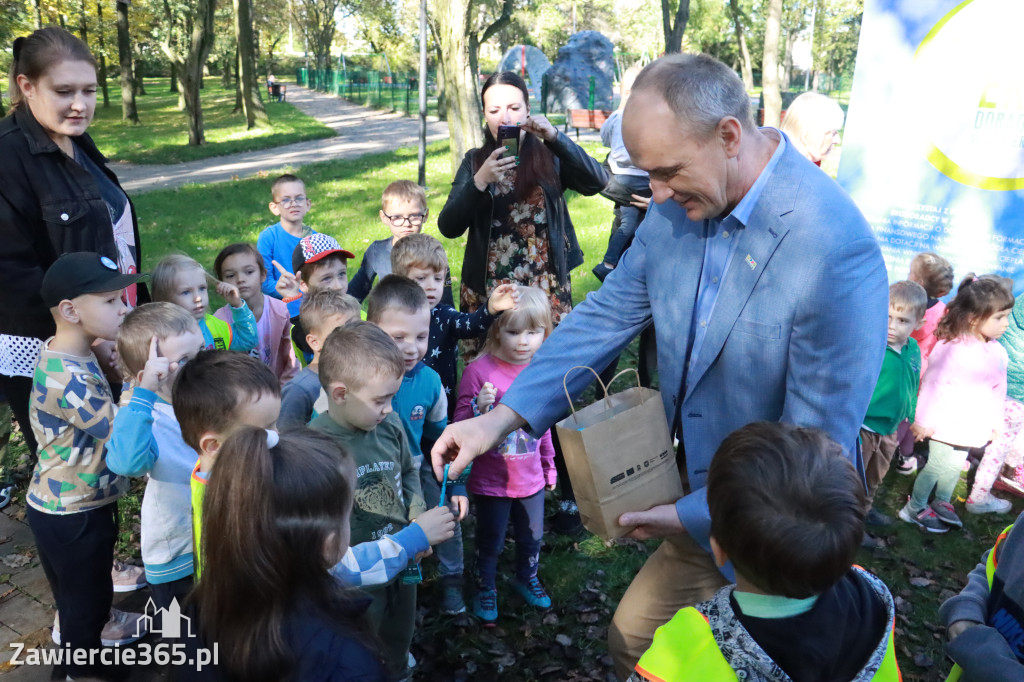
[565, 108, 613, 139]
[267, 81, 287, 102]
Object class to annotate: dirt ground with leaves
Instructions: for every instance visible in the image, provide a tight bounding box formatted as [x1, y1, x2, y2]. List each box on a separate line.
[1, 400, 1019, 681]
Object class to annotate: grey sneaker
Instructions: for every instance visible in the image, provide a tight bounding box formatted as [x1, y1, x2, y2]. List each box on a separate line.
[53, 607, 148, 646]
[865, 507, 893, 526]
[440, 584, 466, 615]
[898, 503, 949, 533]
[930, 500, 963, 528]
[112, 559, 146, 592]
[966, 494, 1013, 515]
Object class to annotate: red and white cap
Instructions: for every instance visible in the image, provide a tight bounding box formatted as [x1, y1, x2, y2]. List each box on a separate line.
[292, 233, 355, 272]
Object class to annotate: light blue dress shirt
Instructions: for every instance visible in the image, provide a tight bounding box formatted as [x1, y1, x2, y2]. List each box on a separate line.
[685, 132, 787, 394]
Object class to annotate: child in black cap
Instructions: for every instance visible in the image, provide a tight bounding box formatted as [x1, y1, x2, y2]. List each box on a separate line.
[27, 252, 145, 681]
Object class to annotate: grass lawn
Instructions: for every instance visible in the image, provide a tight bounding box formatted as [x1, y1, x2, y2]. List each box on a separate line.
[1, 138, 1007, 680]
[87, 77, 335, 165]
[129, 139, 614, 305]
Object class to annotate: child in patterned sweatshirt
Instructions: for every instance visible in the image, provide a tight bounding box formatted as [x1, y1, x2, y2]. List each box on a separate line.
[27, 252, 144, 680]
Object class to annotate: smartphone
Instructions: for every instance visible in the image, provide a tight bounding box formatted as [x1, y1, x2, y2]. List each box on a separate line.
[498, 124, 520, 158]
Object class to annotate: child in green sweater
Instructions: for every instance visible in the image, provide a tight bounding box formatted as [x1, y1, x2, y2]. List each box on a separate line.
[861, 280, 926, 529]
[311, 321, 429, 679]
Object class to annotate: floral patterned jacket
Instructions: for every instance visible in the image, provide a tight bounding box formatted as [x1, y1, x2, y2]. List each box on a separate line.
[437, 130, 608, 298]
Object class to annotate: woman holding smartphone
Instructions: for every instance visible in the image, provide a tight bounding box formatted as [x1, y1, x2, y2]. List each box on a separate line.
[438, 71, 607, 326]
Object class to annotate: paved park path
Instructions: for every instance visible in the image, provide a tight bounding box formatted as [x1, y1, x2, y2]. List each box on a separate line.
[115, 84, 450, 194]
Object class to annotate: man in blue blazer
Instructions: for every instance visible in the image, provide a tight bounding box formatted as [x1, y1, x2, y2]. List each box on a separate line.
[432, 53, 888, 678]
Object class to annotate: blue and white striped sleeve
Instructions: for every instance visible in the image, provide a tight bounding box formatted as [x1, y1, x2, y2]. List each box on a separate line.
[328, 523, 429, 587]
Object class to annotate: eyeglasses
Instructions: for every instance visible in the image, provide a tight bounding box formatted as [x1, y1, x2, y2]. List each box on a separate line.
[383, 212, 426, 227]
[276, 196, 308, 207]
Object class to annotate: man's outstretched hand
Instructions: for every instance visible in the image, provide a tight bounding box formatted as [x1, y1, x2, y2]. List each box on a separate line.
[618, 503, 686, 540]
[431, 404, 525, 482]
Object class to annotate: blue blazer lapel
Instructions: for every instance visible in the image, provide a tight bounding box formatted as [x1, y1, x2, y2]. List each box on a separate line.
[683, 146, 804, 400]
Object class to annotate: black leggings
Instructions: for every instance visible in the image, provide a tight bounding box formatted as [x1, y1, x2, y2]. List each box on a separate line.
[0, 373, 37, 459]
[28, 503, 117, 678]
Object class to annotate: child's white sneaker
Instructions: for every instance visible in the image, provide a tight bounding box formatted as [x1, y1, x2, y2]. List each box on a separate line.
[966, 495, 1013, 515]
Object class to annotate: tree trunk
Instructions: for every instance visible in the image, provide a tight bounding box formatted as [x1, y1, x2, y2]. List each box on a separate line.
[162, 0, 216, 144]
[661, 0, 691, 54]
[222, 51, 234, 88]
[728, 0, 753, 91]
[33, 0, 43, 28]
[78, 0, 87, 43]
[235, 0, 268, 129]
[96, 0, 110, 107]
[234, 50, 243, 112]
[761, 0, 783, 127]
[183, 0, 216, 145]
[781, 28, 797, 91]
[116, 1, 140, 123]
[170, 62, 178, 92]
[434, 0, 484, 171]
[134, 52, 146, 95]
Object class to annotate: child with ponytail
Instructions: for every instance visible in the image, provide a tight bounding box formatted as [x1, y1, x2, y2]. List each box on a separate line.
[900, 275, 1014, 532]
[193, 427, 386, 682]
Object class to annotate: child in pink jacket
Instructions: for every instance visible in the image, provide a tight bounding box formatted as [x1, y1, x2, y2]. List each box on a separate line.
[455, 287, 555, 626]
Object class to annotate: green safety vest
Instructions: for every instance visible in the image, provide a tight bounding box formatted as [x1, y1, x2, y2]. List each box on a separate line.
[946, 523, 1015, 682]
[635, 582, 903, 682]
[204, 313, 233, 351]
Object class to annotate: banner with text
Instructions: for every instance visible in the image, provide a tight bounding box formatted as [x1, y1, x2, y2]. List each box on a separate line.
[836, 0, 1024, 293]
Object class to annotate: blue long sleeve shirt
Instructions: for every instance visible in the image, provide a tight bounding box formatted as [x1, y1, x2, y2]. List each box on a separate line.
[257, 222, 315, 317]
[106, 387, 195, 584]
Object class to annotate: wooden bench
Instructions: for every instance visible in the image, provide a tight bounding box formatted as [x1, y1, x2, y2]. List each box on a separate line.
[267, 82, 287, 102]
[566, 108, 613, 139]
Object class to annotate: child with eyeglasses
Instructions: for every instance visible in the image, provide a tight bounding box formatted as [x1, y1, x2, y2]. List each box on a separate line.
[257, 173, 317, 318]
[349, 180, 454, 306]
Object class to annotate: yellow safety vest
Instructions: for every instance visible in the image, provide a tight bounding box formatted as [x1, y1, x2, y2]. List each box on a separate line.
[204, 313, 233, 351]
[191, 461, 207, 579]
[635, 584, 903, 681]
[946, 523, 1015, 682]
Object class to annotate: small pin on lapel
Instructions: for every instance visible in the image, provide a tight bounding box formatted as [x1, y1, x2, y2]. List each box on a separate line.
[745, 254, 757, 269]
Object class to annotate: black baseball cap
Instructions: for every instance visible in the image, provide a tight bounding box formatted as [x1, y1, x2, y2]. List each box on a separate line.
[40, 252, 146, 308]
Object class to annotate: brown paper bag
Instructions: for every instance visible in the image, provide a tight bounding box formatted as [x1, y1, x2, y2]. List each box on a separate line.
[554, 367, 683, 540]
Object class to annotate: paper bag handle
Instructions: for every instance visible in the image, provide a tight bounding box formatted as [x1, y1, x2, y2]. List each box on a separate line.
[562, 366, 610, 417]
[606, 368, 641, 391]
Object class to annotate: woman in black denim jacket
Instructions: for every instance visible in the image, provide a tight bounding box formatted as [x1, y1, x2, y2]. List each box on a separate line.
[0, 27, 146, 459]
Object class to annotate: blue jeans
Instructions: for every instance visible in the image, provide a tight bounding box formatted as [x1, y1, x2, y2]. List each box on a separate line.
[601, 173, 652, 266]
[419, 466, 464, 581]
[474, 490, 545, 589]
[908, 439, 969, 512]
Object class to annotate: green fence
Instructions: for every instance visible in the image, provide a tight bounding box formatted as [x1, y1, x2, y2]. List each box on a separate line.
[296, 67, 438, 115]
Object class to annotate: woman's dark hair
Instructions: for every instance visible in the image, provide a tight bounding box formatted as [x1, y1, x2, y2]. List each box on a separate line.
[214, 242, 267, 280]
[935, 273, 1014, 342]
[194, 426, 381, 681]
[8, 27, 96, 112]
[474, 71, 558, 201]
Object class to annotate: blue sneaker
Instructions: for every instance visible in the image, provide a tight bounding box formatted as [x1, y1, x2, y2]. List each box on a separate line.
[472, 588, 498, 625]
[513, 577, 552, 609]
